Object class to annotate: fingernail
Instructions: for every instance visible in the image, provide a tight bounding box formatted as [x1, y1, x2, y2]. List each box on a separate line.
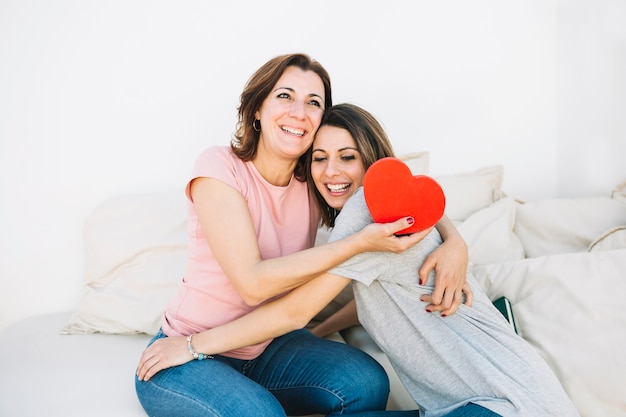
[441, 313, 447, 317]
[426, 309, 432, 313]
[419, 279, 423, 285]
[407, 217, 414, 225]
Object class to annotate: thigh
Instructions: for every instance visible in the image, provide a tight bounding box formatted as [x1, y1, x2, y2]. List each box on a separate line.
[135, 333, 286, 417]
[247, 329, 391, 416]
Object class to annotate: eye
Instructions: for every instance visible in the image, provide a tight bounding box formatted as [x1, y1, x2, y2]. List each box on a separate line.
[312, 155, 327, 162]
[308, 98, 323, 108]
[277, 92, 291, 100]
[341, 154, 356, 161]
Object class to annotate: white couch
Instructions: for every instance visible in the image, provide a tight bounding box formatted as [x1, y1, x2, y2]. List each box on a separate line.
[1, 154, 625, 417]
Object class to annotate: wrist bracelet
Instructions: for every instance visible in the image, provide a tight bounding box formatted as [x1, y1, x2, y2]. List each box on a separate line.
[186, 334, 213, 361]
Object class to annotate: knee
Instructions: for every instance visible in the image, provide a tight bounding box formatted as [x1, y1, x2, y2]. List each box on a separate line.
[339, 352, 390, 412]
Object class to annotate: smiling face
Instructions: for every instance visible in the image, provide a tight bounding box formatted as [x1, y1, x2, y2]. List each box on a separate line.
[311, 125, 366, 211]
[255, 66, 326, 163]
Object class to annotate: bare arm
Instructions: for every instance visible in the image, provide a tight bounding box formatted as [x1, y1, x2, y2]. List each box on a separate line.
[309, 299, 359, 338]
[137, 271, 354, 381]
[311, 215, 472, 336]
[137, 220, 436, 382]
[192, 177, 424, 305]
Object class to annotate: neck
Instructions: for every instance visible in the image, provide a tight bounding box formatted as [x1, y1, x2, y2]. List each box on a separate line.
[252, 153, 297, 187]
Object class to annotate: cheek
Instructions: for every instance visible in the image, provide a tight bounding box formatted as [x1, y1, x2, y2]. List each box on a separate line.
[352, 167, 366, 188]
[310, 165, 324, 187]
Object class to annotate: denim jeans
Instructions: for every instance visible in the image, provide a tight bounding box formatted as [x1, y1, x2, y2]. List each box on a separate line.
[442, 403, 501, 417]
[135, 328, 397, 417]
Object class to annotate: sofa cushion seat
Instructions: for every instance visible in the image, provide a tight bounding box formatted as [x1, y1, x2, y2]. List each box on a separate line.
[0, 312, 151, 417]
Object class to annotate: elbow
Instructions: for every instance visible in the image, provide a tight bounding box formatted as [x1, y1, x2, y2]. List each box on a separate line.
[238, 281, 289, 307]
[240, 291, 266, 307]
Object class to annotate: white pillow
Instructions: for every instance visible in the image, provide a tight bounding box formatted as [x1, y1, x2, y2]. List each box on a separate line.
[471, 249, 626, 417]
[588, 226, 626, 252]
[434, 165, 505, 222]
[514, 197, 626, 258]
[398, 151, 429, 175]
[62, 191, 187, 335]
[612, 180, 626, 205]
[457, 197, 525, 264]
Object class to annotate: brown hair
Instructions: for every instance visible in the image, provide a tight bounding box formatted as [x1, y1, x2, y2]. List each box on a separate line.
[231, 53, 332, 182]
[307, 103, 395, 227]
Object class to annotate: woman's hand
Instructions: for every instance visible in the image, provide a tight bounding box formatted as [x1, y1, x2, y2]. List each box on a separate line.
[419, 234, 473, 316]
[136, 336, 190, 382]
[358, 217, 433, 254]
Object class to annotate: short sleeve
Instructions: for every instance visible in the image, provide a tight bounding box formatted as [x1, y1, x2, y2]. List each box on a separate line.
[328, 189, 387, 285]
[185, 146, 243, 201]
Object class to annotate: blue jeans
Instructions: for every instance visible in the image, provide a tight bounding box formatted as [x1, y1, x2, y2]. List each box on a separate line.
[442, 404, 501, 417]
[136, 328, 400, 417]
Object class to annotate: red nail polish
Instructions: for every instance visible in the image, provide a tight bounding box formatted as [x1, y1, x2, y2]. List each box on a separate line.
[407, 217, 415, 225]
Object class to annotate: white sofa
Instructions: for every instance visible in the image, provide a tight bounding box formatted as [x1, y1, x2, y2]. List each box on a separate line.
[1, 154, 625, 417]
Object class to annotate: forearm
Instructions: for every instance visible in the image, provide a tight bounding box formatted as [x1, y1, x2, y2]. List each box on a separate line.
[310, 299, 359, 338]
[244, 233, 368, 303]
[231, 220, 423, 306]
[435, 215, 466, 247]
[192, 273, 352, 355]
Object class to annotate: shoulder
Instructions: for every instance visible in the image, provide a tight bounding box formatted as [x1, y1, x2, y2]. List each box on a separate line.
[186, 146, 246, 200]
[339, 188, 371, 224]
[192, 145, 250, 177]
[195, 146, 239, 167]
[329, 188, 372, 241]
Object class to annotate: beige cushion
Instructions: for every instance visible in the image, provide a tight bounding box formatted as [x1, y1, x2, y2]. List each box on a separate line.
[513, 197, 626, 258]
[612, 180, 626, 205]
[398, 151, 430, 174]
[588, 225, 626, 252]
[62, 191, 187, 335]
[456, 197, 525, 264]
[434, 165, 505, 222]
[471, 249, 626, 417]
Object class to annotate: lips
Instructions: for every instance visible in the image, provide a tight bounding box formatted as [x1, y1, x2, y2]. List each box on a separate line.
[281, 126, 305, 136]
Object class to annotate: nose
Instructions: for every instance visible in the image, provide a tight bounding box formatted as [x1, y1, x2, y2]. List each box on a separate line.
[324, 159, 341, 177]
[289, 100, 306, 119]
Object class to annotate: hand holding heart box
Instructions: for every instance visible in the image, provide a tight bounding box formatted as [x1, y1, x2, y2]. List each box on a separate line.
[363, 157, 446, 235]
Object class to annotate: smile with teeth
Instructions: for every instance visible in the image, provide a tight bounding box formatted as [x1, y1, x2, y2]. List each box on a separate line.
[282, 126, 305, 136]
[327, 183, 351, 193]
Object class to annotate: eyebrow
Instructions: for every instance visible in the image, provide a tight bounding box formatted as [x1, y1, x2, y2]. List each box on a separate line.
[274, 86, 324, 101]
[312, 146, 360, 153]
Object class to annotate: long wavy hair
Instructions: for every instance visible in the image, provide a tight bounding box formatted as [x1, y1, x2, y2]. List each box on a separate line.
[306, 103, 396, 228]
[231, 53, 332, 182]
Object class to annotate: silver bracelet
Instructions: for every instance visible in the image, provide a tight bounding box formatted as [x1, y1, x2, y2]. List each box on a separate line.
[186, 334, 213, 361]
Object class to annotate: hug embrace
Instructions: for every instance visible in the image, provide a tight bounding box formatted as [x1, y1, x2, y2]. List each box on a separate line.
[135, 53, 579, 417]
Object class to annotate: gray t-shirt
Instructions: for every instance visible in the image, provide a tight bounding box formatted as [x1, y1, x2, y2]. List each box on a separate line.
[328, 188, 579, 417]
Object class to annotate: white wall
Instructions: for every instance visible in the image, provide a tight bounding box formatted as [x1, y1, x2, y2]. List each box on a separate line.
[556, 0, 626, 197]
[0, 0, 624, 331]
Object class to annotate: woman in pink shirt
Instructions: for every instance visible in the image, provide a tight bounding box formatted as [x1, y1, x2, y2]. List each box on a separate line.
[136, 53, 469, 417]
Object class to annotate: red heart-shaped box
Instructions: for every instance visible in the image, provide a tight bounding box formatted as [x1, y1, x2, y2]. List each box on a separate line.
[363, 157, 446, 235]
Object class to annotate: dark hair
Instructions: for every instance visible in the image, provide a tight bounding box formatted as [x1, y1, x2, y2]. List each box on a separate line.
[307, 103, 396, 227]
[231, 53, 332, 182]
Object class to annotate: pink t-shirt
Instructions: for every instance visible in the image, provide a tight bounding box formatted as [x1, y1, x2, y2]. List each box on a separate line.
[162, 146, 319, 359]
